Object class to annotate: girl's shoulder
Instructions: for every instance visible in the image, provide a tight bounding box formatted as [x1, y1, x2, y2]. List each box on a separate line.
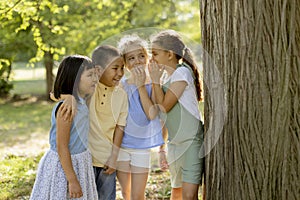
[175, 65, 190, 75]
[176, 63, 194, 76]
[52, 101, 64, 117]
[171, 64, 193, 83]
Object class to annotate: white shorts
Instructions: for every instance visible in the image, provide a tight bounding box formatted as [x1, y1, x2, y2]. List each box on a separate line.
[117, 148, 151, 168]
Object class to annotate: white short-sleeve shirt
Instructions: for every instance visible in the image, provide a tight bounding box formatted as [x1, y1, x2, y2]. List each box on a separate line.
[167, 66, 202, 121]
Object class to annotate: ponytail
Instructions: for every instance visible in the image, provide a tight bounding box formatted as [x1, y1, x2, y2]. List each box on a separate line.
[182, 47, 203, 101]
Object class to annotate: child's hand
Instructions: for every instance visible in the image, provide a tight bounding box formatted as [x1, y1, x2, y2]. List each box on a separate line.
[148, 61, 164, 84]
[59, 95, 77, 121]
[49, 92, 58, 101]
[68, 179, 83, 198]
[103, 156, 117, 175]
[132, 65, 146, 87]
[159, 151, 169, 171]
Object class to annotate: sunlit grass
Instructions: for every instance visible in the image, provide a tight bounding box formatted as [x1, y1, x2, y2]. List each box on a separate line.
[11, 80, 47, 95]
[0, 99, 53, 150]
[0, 154, 43, 200]
[9, 62, 57, 96]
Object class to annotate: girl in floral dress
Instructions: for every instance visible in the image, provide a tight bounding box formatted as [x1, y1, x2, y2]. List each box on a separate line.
[30, 55, 98, 200]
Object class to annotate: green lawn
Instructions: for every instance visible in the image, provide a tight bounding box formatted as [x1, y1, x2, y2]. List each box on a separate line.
[11, 79, 46, 95]
[0, 65, 55, 199]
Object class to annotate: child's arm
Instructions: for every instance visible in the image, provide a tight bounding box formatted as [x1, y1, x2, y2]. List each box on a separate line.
[149, 62, 187, 113]
[104, 125, 124, 174]
[133, 66, 159, 120]
[159, 125, 169, 171]
[56, 110, 82, 198]
[152, 81, 186, 112]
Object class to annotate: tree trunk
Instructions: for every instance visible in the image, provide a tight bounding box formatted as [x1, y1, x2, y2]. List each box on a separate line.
[200, 0, 300, 199]
[44, 51, 54, 99]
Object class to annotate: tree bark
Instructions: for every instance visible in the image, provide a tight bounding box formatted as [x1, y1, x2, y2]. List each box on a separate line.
[44, 51, 54, 99]
[200, 0, 300, 199]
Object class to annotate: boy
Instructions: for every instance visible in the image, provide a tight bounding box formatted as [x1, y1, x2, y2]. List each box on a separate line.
[89, 45, 128, 200]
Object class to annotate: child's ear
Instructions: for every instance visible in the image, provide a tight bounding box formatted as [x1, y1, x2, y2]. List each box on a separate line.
[168, 50, 175, 60]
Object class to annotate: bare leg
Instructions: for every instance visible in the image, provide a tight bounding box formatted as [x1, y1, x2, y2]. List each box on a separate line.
[171, 187, 182, 200]
[202, 183, 206, 200]
[117, 161, 131, 200]
[182, 182, 199, 200]
[131, 165, 149, 200]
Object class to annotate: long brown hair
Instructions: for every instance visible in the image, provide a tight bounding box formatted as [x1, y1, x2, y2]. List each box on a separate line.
[150, 30, 203, 101]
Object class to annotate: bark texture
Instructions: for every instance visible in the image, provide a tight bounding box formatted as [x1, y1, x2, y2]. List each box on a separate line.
[200, 0, 300, 199]
[44, 51, 54, 98]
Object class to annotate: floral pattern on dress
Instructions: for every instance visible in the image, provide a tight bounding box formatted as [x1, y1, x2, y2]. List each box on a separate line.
[30, 150, 97, 200]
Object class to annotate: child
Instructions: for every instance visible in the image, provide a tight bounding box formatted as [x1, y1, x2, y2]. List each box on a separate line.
[30, 55, 98, 200]
[149, 30, 205, 200]
[116, 34, 164, 200]
[60, 45, 128, 200]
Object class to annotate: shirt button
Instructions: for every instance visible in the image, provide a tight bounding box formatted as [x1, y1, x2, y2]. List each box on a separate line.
[105, 88, 107, 90]
[103, 94, 106, 97]
[101, 102, 104, 105]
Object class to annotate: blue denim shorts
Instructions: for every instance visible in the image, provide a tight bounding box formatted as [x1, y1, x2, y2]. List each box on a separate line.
[93, 166, 116, 200]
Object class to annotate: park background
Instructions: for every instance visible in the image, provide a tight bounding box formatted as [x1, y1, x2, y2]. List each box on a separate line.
[1, 0, 299, 200]
[0, 0, 202, 199]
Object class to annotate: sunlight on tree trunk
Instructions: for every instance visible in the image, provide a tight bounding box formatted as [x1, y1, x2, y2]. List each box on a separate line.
[200, 0, 300, 199]
[44, 51, 54, 99]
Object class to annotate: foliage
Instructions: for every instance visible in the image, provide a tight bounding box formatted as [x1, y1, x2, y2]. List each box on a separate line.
[0, 60, 13, 97]
[0, 0, 200, 96]
[0, 0, 200, 62]
[0, 0, 183, 61]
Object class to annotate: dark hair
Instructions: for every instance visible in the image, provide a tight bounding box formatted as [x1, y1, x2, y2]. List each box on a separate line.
[53, 55, 94, 100]
[92, 45, 122, 69]
[150, 30, 203, 101]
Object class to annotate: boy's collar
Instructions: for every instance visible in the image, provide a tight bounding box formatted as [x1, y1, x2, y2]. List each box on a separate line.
[98, 82, 115, 91]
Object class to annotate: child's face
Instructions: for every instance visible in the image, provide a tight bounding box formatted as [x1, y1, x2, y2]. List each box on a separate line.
[151, 44, 170, 66]
[99, 57, 124, 87]
[124, 48, 148, 70]
[78, 67, 98, 98]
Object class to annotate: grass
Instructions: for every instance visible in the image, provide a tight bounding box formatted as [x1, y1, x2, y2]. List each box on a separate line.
[0, 65, 54, 200]
[11, 80, 46, 95]
[0, 153, 43, 200]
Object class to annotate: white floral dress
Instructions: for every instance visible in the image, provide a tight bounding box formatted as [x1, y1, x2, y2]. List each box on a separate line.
[30, 100, 98, 200]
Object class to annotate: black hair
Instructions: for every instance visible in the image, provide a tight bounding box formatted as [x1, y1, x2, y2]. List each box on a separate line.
[53, 55, 94, 100]
[150, 30, 203, 101]
[91, 45, 122, 69]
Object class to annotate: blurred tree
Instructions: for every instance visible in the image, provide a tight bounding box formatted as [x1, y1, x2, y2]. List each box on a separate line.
[0, 2, 37, 96]
[1, 0, 68, 97]
[0, 0, 200, 97]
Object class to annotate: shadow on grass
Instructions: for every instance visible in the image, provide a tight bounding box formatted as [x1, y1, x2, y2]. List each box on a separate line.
[0, 96, 53, 157]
